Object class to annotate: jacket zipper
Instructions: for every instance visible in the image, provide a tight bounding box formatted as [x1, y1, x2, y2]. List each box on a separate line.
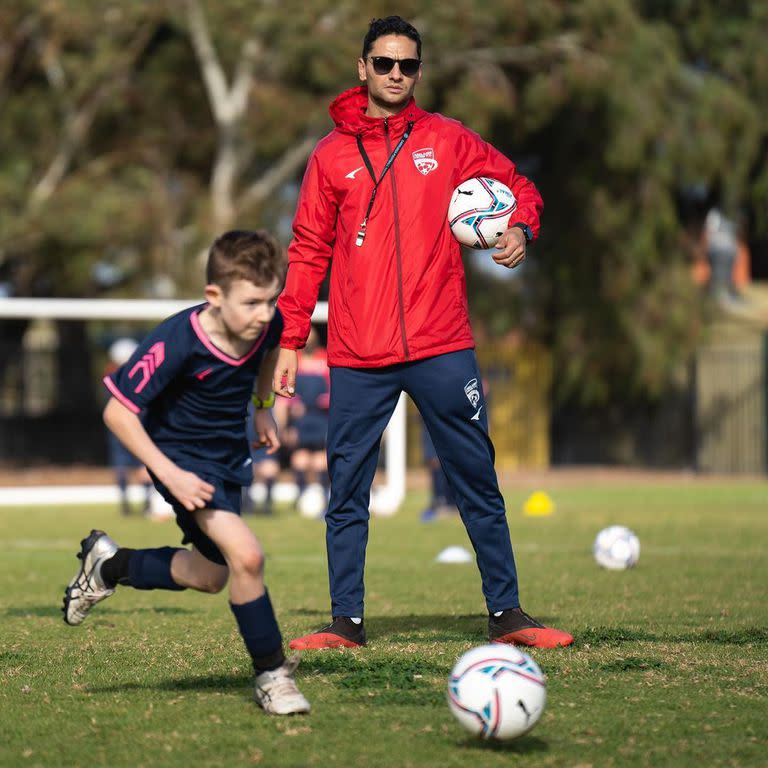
[384, 118, 409, 360]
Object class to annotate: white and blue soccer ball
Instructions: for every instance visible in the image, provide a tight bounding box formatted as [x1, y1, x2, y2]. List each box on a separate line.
[593, 525, 641, 570]
[447, 644, 546, 740]
[448, 177, 518, 249]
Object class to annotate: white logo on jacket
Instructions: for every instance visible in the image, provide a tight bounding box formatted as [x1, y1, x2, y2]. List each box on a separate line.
[412, 148, 438, 175]
[345, 166, 365, 179]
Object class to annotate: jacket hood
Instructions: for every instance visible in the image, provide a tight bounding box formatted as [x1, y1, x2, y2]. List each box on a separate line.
[329, 86, 428, 135]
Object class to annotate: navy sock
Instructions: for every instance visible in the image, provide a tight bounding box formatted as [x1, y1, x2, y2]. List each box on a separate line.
[230, 590, 285, 674]
[101, 548, 136, 588]
[264, 478, 275, 514]
[142, 483, 152, 512]
[431, 466, 444, 505]
[127, 547, 186, 591]
[434, 466, 454, 505]
[294, 470, 307, 499]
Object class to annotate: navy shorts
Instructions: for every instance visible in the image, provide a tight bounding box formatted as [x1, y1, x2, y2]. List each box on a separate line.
[149, 471, 242, 566]
[108, 433, 143, 469]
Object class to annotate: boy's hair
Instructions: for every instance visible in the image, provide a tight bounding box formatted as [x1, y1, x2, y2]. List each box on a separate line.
[362, 16, 421, 60]
[206, 230, 286, 292]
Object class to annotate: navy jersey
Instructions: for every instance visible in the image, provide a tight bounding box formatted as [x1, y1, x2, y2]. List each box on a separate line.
[104, 303, 283, 485]
[291, 372, 330, 447]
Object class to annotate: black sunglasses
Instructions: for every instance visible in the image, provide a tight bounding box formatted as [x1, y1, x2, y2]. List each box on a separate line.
[368, 56, 421, 78]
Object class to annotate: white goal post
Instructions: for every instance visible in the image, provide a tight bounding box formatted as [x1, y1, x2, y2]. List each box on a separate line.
[0, 298, 406, 514]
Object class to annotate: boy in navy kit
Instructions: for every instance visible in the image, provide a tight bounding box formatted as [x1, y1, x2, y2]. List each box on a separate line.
[62, 230, 310, 716]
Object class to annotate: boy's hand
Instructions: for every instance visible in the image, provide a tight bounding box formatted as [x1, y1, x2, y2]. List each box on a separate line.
[163, 466, 215, 512]
[253, 408, 281, 455]
[273, 347, 298, 397]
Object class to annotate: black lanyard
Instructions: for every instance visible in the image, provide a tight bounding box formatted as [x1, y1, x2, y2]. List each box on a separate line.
[355, 121, 414, 247]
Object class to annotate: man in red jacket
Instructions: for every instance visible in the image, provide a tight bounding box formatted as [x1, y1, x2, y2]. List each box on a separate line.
[274, 16, 573, 650]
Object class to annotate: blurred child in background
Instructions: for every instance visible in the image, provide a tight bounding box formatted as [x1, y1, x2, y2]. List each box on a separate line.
[105, 338, 152, 516]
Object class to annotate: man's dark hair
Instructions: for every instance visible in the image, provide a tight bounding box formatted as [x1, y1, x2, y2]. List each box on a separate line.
[362, 16, 421, 60]
[206, 230, 286, 293]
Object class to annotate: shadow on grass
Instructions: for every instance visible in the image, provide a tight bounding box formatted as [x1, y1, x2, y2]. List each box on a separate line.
[289, 607, 330, 617]
[596, 656, 670, 672]
[90, 673, 247, 695]
[366, 613, 485, 642]
[581, 626, 768, 646]
[459, 734, 548, 754]
[5, 605, 194, 618]
[90, 654, 450, 706]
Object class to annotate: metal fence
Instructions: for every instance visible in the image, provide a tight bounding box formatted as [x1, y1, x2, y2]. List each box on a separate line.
[694, 338, 767, 474]
[2, 317, 766, 473]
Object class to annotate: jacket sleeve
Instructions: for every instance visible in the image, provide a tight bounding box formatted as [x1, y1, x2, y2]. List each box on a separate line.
[278, 147, 338, 350]
[453, 126, 543, 238]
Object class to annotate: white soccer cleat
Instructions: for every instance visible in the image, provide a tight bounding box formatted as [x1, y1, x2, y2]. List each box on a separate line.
[254, 655, 311, 715]
[62, 529, 119, 626]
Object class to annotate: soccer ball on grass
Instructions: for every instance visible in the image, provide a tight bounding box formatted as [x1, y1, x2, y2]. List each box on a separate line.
[447, 644, 546, 740]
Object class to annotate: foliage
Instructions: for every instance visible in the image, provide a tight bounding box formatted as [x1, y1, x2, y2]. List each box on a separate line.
[0, 0, 765, 403]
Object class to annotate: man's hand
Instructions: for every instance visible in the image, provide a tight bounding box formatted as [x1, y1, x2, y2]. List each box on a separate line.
[492, 226, 526, 269]
[162, 466, 215, 512]
[252, 408, 281, 455]
[273, 347, 298, 397]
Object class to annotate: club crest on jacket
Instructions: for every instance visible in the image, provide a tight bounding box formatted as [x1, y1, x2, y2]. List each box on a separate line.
[412, 148, 438, 175]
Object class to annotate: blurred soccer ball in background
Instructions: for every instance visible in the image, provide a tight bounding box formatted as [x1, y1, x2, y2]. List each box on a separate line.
[297, 484, 327, 519]
[593, 525, 641, 570]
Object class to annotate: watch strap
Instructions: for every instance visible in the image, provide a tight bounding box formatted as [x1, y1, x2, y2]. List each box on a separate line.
[251, 391, 276, 409]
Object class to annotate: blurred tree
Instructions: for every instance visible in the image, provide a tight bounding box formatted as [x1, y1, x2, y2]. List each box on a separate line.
[635, 0, 768, 234]
[516, 0, 759, 403]
[0, 0, 763, 410]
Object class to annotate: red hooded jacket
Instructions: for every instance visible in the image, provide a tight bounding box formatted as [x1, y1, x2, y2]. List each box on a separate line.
[278, 86, 543, 368]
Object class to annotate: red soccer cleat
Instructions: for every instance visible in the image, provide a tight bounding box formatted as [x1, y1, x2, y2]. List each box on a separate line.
[289, 617, 367, 650]
[489, 608, 574, 649]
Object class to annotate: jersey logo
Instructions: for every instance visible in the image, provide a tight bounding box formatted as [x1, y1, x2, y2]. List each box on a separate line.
[128, 341, 165, 394]
[195, 368, 213, 381]
[412, 147, 438, 175]
[464, 378, 480, 408]
[471, 405, 484, 421]
[345, 165, 365, 180]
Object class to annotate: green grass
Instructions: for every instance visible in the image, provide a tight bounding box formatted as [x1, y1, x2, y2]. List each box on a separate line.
[1, 481, 767, 767]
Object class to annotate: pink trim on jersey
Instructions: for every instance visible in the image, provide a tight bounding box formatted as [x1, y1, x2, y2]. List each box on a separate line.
[190, 308, 270, 366]
[103, 376, 141, 414]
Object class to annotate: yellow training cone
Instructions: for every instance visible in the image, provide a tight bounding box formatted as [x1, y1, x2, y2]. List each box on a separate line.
[523, 491, 555, 517]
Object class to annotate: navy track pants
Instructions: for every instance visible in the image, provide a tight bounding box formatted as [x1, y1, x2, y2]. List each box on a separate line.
[325, 348, 520, 617]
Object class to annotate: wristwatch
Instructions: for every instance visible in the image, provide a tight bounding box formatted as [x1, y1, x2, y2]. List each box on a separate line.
[251, 391, 276, 409]
[511, 222, 534, 243]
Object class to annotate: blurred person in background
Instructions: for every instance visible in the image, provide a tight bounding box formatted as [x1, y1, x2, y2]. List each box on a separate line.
[243, 396, 288, 516]
[704, 207, 742, 305]
[105, 338, 152, 516]
[283, 327, 331, 514]
[419, 421, 458, 522]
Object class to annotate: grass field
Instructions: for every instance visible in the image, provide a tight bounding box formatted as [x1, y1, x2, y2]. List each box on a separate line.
[1, 480, 767, 767]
